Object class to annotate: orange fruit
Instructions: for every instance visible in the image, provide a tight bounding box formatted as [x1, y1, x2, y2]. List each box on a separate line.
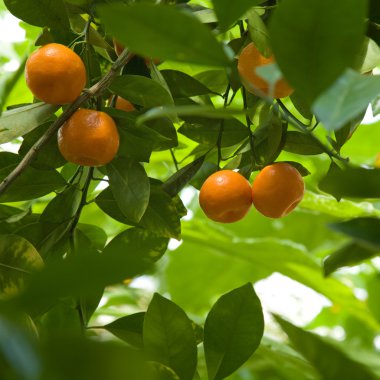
[58, 109, 119, 167]
[252, 163, 304, 218]
[237, 42, 293, 99]
[25, 43, 86, 105]
[199, 170, 252, 223]
[114, 97, 135, 112]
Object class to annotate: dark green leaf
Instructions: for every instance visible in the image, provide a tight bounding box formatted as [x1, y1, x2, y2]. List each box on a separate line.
[313, 69, 380, 131]
[179, 117, 249, 147]
[0, 234, 43, 297]
[274, 315, 378, 380]
[98, 3, 230, 67]
[329, 217, 380, 251]
[162, 156, 205, 197]
[103, 227, 169, 266]
[319, 162, 380, 200]
[4, 0, 70, 29]
[247, 9, 270, 57]
[212, 0, 262, 31]
[96, 184, 184, 240]
[39, 185, 82, 224]
[0, 167, 66, 202]
[145, 118, 178, 151]
[161, 70, 215, 98]
[143, 293, 197, 380]
[194, 70, 228, 94]
[269, 0, 367, 105]
[104, 312, 145, 348]
[0, 103, 58, 144]
[109, 75, 173, 108]
[77, 223, 108, 251]
[334, 110, 366, 149]
[204, 283, 264, 380]
[107, 157, 150, 223]
[290, 92, 313, 120]
[324, 242, 377, 277]
[19, 121, 66, 169]
[284, 131, 325, 155]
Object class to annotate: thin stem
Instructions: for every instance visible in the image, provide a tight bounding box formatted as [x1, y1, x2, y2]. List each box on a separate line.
[216, 84, 231, 169]
[0, 48, 132, 196]
[276, 99, 348, 162]
[170, 149, 179, 171]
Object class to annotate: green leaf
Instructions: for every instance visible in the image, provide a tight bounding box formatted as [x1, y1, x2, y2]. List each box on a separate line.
[0, 167, 66, 202]
[269, 0, 367, 105]
[103, 227, 169, 266]
[283, 131, 325, 155]
[204, 283, 264, 380]
[98, 3, 230, 67]
[329, 217, 380, 251]
[162, 155, 206, 197]
[161, 70, 216, 98]
[18, 121, 66, 169]
[313, 69, 380, 131]
[247, 9, 270, 57]
[179, 117, 249, 147]
[319, 162, 380, 200]
[0, 103, 58, 144]
[39, 185, 82, 224]
[0, 234, 43, 297]
[107, 157, 150, 223]
[4, 0, 70, 29]
[194, 70, 228, 94]
[109, 75, 173, 108]
[104, 312, 145, 348]
[143, 293, 197, 380]
[367, 274, 380, 324]
[274, 315, 379, 380]
[323, 242, 377, 277]
[96, 183, 184, 240]
[212, 0, 262, 31]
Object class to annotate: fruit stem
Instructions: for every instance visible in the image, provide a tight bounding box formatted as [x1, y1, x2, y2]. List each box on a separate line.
[216, 84, 231, 169]
[0, 48, 132, 196]
[276, 99, 348, 163]
[170, 148, 179, 171]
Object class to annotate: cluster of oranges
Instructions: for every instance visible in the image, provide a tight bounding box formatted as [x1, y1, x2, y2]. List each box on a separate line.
[199, 163, 305, 222]
[24, 43, 136, 167]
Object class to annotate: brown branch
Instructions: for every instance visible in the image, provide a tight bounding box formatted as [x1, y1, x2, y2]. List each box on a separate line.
[0, 48, 132, 196]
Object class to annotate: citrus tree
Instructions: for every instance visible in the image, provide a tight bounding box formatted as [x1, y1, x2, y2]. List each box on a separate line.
[1, 0, 380, 379]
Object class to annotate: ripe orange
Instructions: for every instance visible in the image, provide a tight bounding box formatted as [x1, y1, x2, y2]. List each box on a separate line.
[114, 97, 135, 112]
[58, 109, 119, 167]
[199, 170, 252, 223]
[252, 163, 304, 218]
[25, 43, 86, 105]
[237, 42, 293, 99]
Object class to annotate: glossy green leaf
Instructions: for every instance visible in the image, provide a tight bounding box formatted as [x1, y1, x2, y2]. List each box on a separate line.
[103, 227, 169, 266]
[96, 185, 184, 240]
[98, 3, 231, 67]
[0, 166, 66, 202]
[0, 103, 58, 144]
[269, 0, 367, 104]
[103, 312, 145, 348]
[212, 0, 262, 31]
[161, 70, 216, 98]
[313, 69, 380, 131]
[179, 117, 249, 147]
[0, 234, 43, 297]
[109, 75, 173, 108]
[284, 131, 325, 155]
[39, 185, 82, 224]
[323, 242, 377, 276]
[329, 217, 380, 251]
[4, 0, 70, 29]
[143, 293, 197, 380]
[319, 162, 380, 200]
[162, 155, 205, 197]
[107, 157, 150, 223]
[204, 283, 264, 380]
[274, 315, 379, 380]
[247, 9, 270, 57]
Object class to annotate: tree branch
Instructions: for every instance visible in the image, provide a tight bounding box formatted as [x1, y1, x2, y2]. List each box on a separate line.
[0, 48, 132, 196]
